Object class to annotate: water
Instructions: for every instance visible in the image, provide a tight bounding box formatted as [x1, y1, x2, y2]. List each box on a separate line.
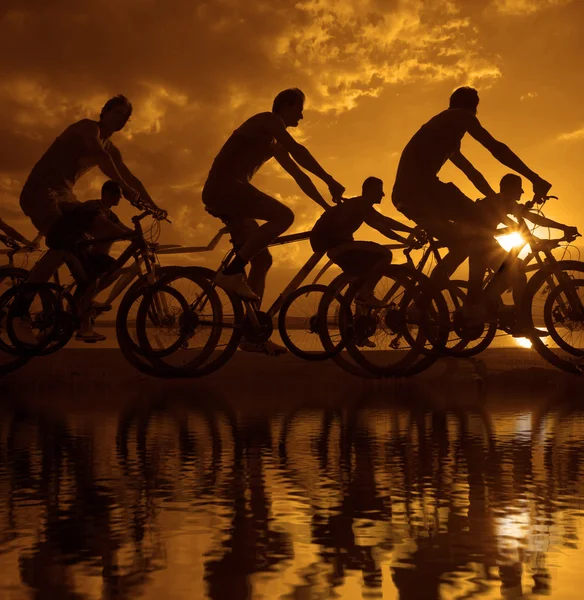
[1, 377, 584, 599]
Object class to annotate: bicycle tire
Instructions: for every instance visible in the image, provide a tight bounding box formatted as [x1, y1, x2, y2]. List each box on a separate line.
[135, 277, 223, 377]
[4, 282, 76, 357]
[0, 268, 31, 374]
[152, 267, 243, 377]
[543, 277, 584, 357]
[278, 284, 336, 361]
[523, 259, 584, 375]
[441, 280, 498, 357]
[343, 265, 448, 378]
[316, 274, 375, 378]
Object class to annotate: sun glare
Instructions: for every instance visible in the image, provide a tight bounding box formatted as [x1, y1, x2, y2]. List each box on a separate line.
[515, 337, 532, 349]
[497, 232, 525, 252]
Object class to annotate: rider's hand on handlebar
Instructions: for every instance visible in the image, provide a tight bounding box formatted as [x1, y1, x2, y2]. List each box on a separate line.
[564, 226, 580, 241]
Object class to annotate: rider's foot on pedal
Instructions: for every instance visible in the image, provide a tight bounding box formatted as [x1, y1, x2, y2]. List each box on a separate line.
[239, 339, 288, 356]
[354, 294, 386, 308]
[11, 317, 39, 346]
[75, 328, 107, 343]
[215, 271, 260, 301]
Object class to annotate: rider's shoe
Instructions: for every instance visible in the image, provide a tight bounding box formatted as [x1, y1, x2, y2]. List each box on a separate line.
[215, 271, 260, 301]
[11, 317, 39, 346]
[75, 329, 107, 343]
[239, 339, 288, 356]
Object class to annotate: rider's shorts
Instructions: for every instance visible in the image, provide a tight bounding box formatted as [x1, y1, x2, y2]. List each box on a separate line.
[203, 175, 268, 217]
[20, 184, 82, 235]
[45, 203, 102, 251]
[326, 241, 393, 278]
[392, 179, 479, 248]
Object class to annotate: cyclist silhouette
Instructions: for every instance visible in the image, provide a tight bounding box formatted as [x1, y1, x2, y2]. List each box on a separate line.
[392, 86, 552, 320]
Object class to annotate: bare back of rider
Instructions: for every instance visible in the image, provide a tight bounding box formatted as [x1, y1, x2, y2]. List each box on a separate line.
[311, 178, 413, 297]
[20, 120, 115, 235]
[311, 178, 413, 347]
[392, 108, 480, 248]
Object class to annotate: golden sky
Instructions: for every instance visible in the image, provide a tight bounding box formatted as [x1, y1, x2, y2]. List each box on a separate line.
[1, 0, 583, 298]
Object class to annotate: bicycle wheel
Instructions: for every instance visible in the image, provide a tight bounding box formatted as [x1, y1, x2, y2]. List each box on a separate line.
[524, 260, 584, 374]
[4, 282, 76, 357]
[316, 274, 375, 378]
[0, 268, 30, 374]
[278, 284, 336, 360]
[114, 265, 182, 359]
[135, 277, 223, 377]
[543, 278, 584, 357]
[343, 265, 449, 378]
[441, 280, 498, 357]
[153, 266, 243, 377]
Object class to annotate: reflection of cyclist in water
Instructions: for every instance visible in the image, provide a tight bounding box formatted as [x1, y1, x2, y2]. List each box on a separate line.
[204, 419, 293, 600]
[392, 86, 552, 321]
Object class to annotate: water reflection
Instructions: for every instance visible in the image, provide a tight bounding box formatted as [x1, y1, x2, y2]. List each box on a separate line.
[1, 378, 583, 598]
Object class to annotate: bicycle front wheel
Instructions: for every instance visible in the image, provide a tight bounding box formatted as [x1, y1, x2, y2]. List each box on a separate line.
[135, 276, 223, 377]
[343, 265, 449, 378]
[523, 260, 584, 374]
[278, 284, 336, 361]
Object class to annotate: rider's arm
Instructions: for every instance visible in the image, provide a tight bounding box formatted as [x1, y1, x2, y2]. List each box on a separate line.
[264, 115, 345, 200]
[449, 151, 496, 197]
[273, 146, 330, 210]
[516, 205, 575, 232]
[364, 209, 413, 244]
[466, 116, 551, 196]
[107, 142, 162, 212]
[0, 217, 35, 245]
[80, 122, 136, 198]
[108, 211, 134, 236]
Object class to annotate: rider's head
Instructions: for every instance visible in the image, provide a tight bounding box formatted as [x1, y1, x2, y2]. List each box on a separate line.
[499, 173, 524, 202]
[272, 88, 305, 128]
[362, 176, 385, 204]
[101, 180, 123, 208]
[100, 95, 133, 132]
[449, 86, 479, 115]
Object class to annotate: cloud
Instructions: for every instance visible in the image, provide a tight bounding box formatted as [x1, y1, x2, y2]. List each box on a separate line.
[520, 91, 538, 101]
[493, 0, 572, 16]
[557, 126, 584, 142]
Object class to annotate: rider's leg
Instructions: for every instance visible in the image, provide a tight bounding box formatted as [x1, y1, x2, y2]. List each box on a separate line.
[227, 218, 273, 306]
[219, 187, 294, 272]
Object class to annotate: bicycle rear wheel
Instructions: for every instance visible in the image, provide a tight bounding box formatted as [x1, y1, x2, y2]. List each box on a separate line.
[154, 267, 243, 377]
[316, 274, 375, 378]
[441, 280, 497, 357]
[342, 265, 449, 378]
[4, 282, 76, 357]
[278, 284, 336, 361]
[134, 276, 223, 377]
[0, 268, 30, 375]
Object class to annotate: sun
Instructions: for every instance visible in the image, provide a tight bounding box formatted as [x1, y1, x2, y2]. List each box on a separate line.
[497, 231, 525, 252]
